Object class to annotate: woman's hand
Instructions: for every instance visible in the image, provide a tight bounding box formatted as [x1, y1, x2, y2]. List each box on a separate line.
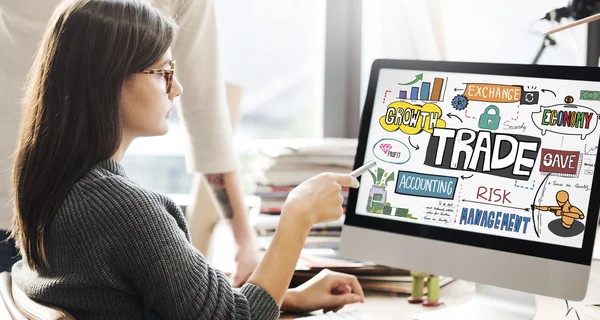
[283, 173, 359, 228]
[281, 269, 365, 314]
[245, 174, 359, 307]
[231, 234, 261, 287]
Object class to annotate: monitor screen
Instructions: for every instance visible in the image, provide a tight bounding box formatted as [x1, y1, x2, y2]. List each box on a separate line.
[345, 60, 600, 265]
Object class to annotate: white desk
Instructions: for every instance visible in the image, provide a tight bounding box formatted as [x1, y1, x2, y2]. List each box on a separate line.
[208, 221, 600, 320]
[280, 263, 600, 319]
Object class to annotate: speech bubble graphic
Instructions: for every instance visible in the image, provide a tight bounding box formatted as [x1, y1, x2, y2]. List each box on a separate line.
[531, 104, 598, 140]
[379, 101, 446, 135]
[372, 138, 411, 165]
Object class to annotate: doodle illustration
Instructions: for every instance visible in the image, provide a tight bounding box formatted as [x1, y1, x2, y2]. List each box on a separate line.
[424, 128, 541, 181]
[531, 103, 598, 140]
[380, 101, 447, 135]
[581, 90, 600, 101]
[366, 167, 417, 219]
[397, 74, 446, 102]
[532, 190, 585, 237]
[356, 67, 597, 249]
[520, 91, 539, 105]
[565, 95, 575, 104]
[463, 83, 522, 103]
[451, 95, 468, 110]
[478, 105, 501, 130]
[366, 167, 395, 214]
[372, 138, 411, 165]
[539, 148, 582, 178]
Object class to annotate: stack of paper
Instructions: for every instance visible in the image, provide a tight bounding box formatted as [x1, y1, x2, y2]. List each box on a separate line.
[252, 138, 357, 187]
[252, 214, 345, 236]
[250, 138, 357, 217]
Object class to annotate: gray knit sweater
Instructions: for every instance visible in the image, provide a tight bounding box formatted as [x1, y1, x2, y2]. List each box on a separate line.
[11, 159, 280, 319]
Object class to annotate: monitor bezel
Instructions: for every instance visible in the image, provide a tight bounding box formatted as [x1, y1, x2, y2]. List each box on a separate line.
[344, 59, 600, 266]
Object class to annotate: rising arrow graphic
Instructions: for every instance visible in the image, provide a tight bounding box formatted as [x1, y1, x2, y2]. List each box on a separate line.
[398, 73, 423, 86]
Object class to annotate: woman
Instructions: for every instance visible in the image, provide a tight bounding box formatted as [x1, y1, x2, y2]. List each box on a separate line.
[9, 0, 364, 319]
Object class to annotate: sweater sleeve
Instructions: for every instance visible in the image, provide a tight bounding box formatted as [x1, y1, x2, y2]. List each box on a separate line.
[93, 180, 279, 319]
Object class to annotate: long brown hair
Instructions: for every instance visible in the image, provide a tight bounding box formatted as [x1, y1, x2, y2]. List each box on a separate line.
[11, 0, 175, 271]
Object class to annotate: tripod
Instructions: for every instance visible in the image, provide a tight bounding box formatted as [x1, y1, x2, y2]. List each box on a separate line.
[532, 34, 557, 64]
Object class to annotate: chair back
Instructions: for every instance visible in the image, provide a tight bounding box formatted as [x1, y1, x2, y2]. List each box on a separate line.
[0, 271, 75, 320]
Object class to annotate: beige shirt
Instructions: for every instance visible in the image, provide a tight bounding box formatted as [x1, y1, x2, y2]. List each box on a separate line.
[0, 0, 236, 230]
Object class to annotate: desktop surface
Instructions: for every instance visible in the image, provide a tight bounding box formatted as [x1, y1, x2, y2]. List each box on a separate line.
[281, 255, 600, 319]
[207, 210, 600, 320]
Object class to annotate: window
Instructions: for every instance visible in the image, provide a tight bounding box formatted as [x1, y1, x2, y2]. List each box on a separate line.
[122, 1, 326, 195]
[216, 0, 326, 141]
[360, 0, 588, 105]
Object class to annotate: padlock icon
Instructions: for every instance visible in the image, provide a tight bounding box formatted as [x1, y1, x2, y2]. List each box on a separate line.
[478, 105, 501, 130]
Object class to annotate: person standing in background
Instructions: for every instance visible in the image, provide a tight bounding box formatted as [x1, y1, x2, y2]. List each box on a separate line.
[0, 0, 260, 286]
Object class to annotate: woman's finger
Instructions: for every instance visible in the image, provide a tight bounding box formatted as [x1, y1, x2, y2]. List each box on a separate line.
[328, 293, 363, 307]
[331, 284, 351, 295]
[331, 273, 365, 301]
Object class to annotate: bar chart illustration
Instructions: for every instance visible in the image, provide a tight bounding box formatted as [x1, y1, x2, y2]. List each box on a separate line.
[397, 76, 447, 102]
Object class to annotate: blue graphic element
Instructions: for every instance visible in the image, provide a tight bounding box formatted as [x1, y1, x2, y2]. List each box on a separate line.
[410, 87, 419, 100]
[420, 82, 431, 100]
[514, 180, 535, 190]
[395, 171, 458, 200]
[459, 208, 530, 234]
[451, 94, 468, 110]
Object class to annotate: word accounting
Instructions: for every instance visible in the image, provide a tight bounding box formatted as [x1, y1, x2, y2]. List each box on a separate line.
[424, 128, 541, 181]
[395, 171, 457, 200]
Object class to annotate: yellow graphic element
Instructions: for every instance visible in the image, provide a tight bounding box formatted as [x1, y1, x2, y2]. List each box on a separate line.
[532, 190, 584, 229]
[565, 95, 574, 104]
[379, 101, 447, 135]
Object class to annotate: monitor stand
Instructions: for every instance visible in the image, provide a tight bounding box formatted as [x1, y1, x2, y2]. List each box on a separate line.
[413, 283, 537, 320]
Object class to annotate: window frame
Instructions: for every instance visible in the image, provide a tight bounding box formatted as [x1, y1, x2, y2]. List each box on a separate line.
[323, 0, 363, 139]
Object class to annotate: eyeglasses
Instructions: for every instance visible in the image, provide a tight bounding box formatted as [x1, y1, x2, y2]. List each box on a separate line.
[137, 60, 175, 94]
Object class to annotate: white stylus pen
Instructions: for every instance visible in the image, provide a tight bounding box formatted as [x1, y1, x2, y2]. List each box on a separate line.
[350, 160, 377, 178]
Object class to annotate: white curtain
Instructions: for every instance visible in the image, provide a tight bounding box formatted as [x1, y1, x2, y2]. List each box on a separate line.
[360, 0, 587, 104]
[361, 0, 445, 104]
[362, 0, 444, 61]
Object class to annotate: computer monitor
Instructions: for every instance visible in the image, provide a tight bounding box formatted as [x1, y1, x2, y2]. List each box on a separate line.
[339, 59, 600, 320]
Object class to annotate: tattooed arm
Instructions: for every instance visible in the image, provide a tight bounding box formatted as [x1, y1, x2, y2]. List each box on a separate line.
[205, 172, 236, 219]
[205, 171, 261, 287]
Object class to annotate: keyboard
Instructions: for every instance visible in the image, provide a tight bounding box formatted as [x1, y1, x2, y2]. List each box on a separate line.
[296, 310, 376, 319]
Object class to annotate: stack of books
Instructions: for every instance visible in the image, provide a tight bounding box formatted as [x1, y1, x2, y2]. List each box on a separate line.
[292, 266, 453, 295]
[254, 185, 350, 215]
[252, 214, 345, 237]
[257, 236, 454, 294]
[252, 138, 357, 189]
[250, 138, 357, 236]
